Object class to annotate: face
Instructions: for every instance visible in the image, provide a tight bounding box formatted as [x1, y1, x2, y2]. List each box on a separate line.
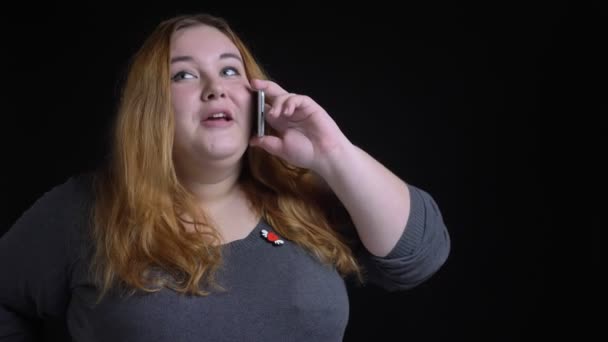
[169, 24, 253, 170]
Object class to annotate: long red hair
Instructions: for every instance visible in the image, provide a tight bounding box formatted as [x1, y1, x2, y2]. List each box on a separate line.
[90, 13, 361, 304]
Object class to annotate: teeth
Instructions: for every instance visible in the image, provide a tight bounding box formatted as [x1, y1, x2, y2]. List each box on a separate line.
[210, 112, 226, 118]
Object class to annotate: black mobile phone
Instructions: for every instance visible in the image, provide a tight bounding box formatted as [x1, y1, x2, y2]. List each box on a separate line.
[256, 90, 265, 137]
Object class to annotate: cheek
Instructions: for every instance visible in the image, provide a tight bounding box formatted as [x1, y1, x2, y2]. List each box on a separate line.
[171, 86, 196, 116]
[234, 91, 253, 120]
[171, 91, 197, 138]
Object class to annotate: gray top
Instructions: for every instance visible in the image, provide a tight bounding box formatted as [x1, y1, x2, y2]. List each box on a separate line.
[0, 173, 450, 341]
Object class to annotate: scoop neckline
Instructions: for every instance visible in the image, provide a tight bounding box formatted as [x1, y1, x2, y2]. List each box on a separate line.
[221, 216, 267, 249]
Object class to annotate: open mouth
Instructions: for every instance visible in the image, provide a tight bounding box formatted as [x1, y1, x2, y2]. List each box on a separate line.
[204, 112, 233, 121]
[202, 112, 234, 128]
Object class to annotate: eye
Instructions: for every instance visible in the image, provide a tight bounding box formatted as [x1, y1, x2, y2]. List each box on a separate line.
[222, 66, 240, 77]
[171, 71, 196, 81]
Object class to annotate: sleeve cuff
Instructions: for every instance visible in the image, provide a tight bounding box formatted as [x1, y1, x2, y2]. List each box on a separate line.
[384, 183, 427, 259]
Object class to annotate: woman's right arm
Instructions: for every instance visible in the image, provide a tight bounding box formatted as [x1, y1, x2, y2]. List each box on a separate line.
[0, 176, 87, 341]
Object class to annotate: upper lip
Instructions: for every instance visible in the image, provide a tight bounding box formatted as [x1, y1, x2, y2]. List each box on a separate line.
[201, 108, 234, 121]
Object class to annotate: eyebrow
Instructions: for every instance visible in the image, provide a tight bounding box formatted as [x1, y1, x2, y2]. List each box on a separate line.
[170, 52, 243, 64]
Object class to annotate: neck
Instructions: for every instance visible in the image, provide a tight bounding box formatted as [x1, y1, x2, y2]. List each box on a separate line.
[176, 162, 243, 206]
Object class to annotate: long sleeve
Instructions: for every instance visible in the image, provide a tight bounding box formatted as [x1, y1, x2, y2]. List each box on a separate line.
[0, 176, 88, 341]
[358, 184, 451, 291]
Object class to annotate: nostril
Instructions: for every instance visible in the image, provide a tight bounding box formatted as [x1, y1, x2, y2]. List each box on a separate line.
[203, 92, 226, 101]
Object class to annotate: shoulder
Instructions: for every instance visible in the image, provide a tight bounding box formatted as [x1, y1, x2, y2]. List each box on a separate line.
[44, 172, 95, 204]
[0, 173, 97, 322]
[3, 172, 97, 253]
[23, 172, 96, 222]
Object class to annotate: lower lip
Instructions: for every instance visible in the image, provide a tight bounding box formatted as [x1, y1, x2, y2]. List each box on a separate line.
[201, 119, 234, 128]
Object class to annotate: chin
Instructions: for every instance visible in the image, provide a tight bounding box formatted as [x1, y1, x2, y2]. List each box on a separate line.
[204, 143, 248, 161]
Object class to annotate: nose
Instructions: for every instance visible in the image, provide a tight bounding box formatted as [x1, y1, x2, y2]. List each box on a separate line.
[201, 80, 226, 101]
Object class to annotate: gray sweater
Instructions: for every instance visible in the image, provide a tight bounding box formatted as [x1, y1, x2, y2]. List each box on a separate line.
[0, 173, 450, 341]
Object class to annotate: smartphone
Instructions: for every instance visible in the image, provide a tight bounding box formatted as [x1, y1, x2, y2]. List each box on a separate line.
[256, 90, 265, 137]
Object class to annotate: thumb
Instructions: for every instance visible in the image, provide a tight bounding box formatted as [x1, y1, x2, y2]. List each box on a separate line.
[250, 136, 284, 157]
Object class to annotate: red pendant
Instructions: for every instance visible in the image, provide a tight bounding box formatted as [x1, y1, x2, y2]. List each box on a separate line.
[261, 229, 284, 246]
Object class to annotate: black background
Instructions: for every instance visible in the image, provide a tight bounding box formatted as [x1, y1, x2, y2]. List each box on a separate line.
[1, 2, 599, 341]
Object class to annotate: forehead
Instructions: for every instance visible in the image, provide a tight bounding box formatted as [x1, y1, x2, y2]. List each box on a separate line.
[170, 24, 240, 57]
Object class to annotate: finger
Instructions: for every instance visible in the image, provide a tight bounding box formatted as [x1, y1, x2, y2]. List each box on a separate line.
[269, 93, 297, 119]
[283, 95, 304, 116]
[264, 103, 272, 113]
[250, 79, 289, 101]
[263, 103, 280, 127]
[263, 104, 290, 132]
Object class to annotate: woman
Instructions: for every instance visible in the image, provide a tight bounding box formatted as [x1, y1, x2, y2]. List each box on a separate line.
[0, 13, 450, 341]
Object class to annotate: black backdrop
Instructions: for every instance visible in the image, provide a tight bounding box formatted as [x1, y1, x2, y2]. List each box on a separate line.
[1, 2, 591, 341]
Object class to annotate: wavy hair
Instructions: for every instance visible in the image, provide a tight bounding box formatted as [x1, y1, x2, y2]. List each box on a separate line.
[90, 13, 361, 304]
